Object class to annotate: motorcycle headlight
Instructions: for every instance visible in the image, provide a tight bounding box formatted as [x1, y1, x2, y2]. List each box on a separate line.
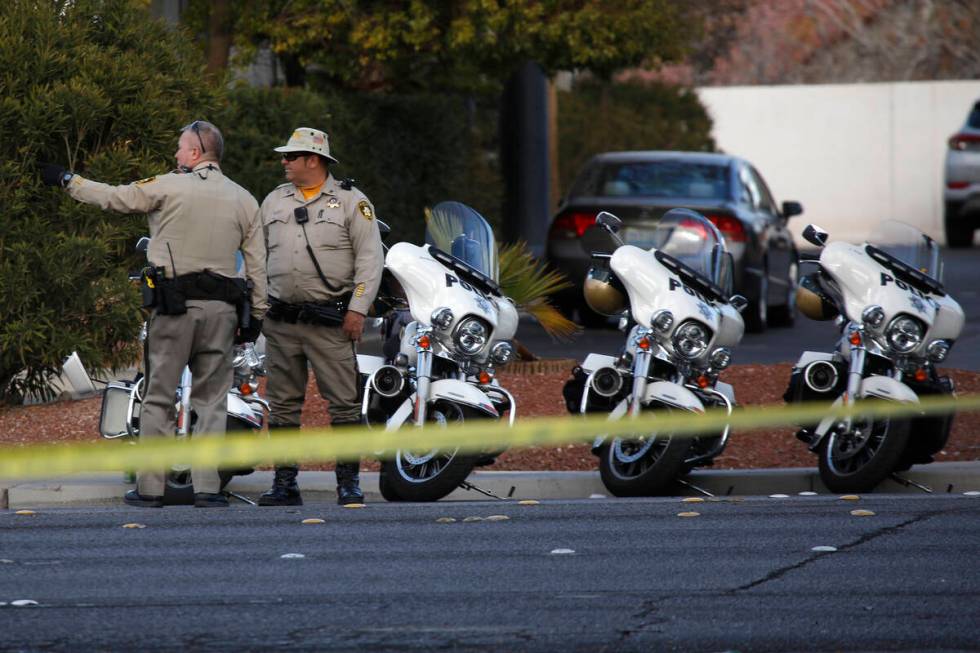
[710, 347, 732, 370]
[885, 315, 924, 354]
[490, 341, 515, 366]
[861, 305, 885, 329]
[672, 321, 711, 360]
[453, 317, 490, 356]
[926, 339, 951, 363]
[651, 309, 674, 333]
[431, 307, 454, 330]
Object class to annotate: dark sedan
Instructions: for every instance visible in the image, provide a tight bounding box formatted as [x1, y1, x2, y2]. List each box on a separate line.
[546, 151, 802, 332]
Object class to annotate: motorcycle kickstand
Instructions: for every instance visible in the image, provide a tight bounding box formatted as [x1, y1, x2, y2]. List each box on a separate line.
[458, 480, 510, 501]
[223, 490, 258, 506]
[889, 473, 933, 493]
[675, 478, 715, 498]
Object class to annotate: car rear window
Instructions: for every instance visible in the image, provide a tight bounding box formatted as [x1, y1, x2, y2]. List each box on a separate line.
[580, 161, 730, 200]
[968, 102, 980, 129]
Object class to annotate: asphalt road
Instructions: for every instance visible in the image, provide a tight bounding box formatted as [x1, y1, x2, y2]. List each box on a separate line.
[518, 247, 980, 371]
[2, 494, 978, 652]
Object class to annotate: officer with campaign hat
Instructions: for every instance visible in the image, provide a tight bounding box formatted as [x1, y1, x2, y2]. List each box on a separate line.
[258, 127, 383, 506]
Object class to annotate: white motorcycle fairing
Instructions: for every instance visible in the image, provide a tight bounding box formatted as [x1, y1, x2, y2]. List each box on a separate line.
[385, 242, 518, 342]
[610, 245, 743, 351]
[811, 375, 920, 445]
[821, 241, 965, 347]
[384, 379, 499, 432]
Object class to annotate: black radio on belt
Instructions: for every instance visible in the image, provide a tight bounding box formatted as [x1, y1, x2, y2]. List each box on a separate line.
[294, 206, 309, 224]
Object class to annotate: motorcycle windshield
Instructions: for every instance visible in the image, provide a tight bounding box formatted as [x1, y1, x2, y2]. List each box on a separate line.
[651, 209, 729, 290]
[867, 220, 943, 282]
[424, 201, 499, 282]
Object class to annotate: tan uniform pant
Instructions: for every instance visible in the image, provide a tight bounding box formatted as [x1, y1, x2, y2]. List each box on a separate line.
[139, 300, 238, 495]
[263, 318, 361, 429]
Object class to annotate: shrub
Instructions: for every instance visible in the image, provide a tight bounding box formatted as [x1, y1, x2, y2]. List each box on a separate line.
[0, 0, 222, 402]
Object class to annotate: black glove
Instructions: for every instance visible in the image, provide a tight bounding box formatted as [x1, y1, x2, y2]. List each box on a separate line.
[39, 162, 69, 187]
[235, 318, 263, 344]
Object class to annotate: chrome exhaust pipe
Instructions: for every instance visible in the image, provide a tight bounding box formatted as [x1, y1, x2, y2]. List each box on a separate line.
[803, 360, 839, 393]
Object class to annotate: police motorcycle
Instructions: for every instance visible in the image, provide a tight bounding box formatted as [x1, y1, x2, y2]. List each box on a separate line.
[563, 209, 746, 496]
[784, 221, 964, 493]
[359, 201, 519, 502]
[96, 237, 268, 504]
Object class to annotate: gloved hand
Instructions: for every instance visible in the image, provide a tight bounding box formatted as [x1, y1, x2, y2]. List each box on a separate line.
[235, 318, 263, 344]
[39, 162, 68, 187]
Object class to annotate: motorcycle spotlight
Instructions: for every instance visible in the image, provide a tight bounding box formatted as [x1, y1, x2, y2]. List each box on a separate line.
[927, 339, 951, 363]
[589, 366, 623, 398]
[371, 365, 405, 397]
[861, 305, 885, 329]
[803, 360, 839, 393]
[431, 307, 454, 330]
[491, 341, 515, 365]
[651, 309, 674, 333]
[710, 347, 732, 370]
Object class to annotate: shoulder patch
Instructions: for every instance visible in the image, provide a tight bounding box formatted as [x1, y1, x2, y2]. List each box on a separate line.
[135, 176, 157, 186]
[357, 200, 374, 220]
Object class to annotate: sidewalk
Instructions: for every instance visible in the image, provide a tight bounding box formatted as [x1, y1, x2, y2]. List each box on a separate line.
[2, 462, 978, 509]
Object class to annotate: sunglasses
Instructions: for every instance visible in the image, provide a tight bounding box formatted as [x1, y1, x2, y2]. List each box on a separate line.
[281, 152, 309, 162]
[188, 120, 207, 154]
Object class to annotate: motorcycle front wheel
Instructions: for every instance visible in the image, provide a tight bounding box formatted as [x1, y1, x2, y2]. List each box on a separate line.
[598, 420, 692, 497]
[818, 415, 911, 493]
[162, 416, 256, 505]
[378, 400, 481, 502]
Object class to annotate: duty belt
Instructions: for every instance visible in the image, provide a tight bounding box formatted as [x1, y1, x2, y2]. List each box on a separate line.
[267, 294, 351, 327]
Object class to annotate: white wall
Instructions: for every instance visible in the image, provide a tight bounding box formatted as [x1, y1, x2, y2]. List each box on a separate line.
[697, 80, 980, 244]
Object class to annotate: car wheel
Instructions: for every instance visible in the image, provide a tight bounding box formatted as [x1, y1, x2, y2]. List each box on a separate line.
[768, 260, 797, 328]
[945, 202, 974, 248]
[743, 270, 768, 334]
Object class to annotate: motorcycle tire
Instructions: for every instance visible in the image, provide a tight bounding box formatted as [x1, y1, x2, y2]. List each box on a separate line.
[818, 416, 911, 493]
[161, 416, 256, 505]
[598, 429, 692, 497]
[377, 401, 482, 502]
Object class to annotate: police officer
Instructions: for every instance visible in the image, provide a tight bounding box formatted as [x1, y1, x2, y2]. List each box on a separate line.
[258, 127, 383, 506]
[40, 120, 268, 508]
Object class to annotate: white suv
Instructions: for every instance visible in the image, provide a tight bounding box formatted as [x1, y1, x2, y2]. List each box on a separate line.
[944, 99, 980, 247]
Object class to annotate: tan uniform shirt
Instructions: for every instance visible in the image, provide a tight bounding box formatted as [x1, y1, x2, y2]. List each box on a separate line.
[261, 174, 383, 316]
[67, 162, 268, 319]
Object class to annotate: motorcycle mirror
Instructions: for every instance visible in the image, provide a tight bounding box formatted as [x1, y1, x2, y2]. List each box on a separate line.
[802, 224, 829, 248]
[782, 201, 803, 218]
[135, 236, 150, 253]
[730, 294, 749, 313]
[581, 224, 616, 254]
[596, 211, 623, 233]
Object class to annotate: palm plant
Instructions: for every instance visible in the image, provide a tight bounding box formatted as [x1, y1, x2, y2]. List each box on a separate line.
[498, 242, 580, 353]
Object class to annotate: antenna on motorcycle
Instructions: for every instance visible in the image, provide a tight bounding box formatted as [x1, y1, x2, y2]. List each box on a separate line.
[802, 224, 829, 248]
[596, 211, 626, 247]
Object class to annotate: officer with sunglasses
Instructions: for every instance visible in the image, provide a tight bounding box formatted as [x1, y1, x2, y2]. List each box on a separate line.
[258, 127, 383, 506]
[39, 120, 268, 508]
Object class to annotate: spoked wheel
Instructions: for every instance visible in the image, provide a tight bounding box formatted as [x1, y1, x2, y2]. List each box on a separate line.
[378, 400, 480, 502]
[818, 415, 910, 493]
[162, 416, 255, 505]
[598, 419, 692, 497]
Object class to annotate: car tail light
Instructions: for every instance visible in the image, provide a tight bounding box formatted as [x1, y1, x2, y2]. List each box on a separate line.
[705, 214, 747, 242]
[548, 210, 596, 239]
[948, 133, 980, 151]
[947, 181, 970, 190]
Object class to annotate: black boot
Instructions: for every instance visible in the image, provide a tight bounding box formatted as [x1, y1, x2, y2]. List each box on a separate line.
[335, 460, 364, 505]
[258, 465, 303, 506]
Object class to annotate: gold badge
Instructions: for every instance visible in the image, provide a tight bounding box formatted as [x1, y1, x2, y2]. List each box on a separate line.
[357, 201, 374, 220]
[135, 176, 157, 186]
[327, 196, 341, 209]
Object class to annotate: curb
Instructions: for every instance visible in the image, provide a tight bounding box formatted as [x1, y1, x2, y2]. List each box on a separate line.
[2, 462, 978, 509]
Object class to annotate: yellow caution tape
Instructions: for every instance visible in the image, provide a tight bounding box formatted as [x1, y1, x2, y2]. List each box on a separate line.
[0, 394, 977, 480]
